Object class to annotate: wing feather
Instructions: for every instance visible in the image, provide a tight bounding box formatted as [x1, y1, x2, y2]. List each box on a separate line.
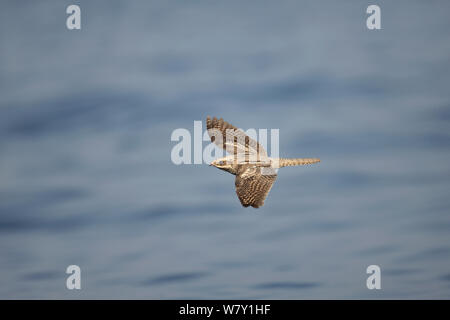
[235, 166, 277, 208]
[206, 116, 268, 161]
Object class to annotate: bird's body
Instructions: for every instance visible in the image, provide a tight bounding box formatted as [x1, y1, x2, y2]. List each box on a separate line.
[207, 116, 320, 208]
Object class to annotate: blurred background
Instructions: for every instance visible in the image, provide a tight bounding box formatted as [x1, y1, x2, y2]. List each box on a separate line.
[0, 0, 450, 299]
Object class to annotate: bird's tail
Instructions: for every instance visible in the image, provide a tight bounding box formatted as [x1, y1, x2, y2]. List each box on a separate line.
[273, 158, 321, 168]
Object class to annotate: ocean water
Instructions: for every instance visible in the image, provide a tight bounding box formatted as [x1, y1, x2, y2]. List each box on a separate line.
[0, 0, 450, 299]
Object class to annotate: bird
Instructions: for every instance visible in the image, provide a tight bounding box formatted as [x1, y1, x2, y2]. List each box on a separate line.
[207, 116, 320, 208]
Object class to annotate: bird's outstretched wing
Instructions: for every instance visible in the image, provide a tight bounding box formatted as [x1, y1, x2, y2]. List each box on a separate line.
[235, 166, 277, 208]
[206, 116, 268, 160]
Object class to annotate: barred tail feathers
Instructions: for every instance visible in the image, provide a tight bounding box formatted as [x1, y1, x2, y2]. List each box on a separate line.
[275, 158, 320, 168]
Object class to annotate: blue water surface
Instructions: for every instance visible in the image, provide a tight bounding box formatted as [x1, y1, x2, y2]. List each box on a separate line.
[0, 0, 449, 298]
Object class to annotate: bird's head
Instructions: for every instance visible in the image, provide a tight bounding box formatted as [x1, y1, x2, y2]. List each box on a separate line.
[210, 157, 236, 174]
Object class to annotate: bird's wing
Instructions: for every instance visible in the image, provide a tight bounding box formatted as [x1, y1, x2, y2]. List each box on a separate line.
[235, 166, 277, 208]
[206, 116, 268, 160]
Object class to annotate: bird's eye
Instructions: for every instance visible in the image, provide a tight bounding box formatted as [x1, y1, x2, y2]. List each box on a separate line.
[219, 161, 225, 165]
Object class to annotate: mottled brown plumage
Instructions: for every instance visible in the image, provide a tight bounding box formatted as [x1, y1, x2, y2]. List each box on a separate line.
[207, 116, 320, 208]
